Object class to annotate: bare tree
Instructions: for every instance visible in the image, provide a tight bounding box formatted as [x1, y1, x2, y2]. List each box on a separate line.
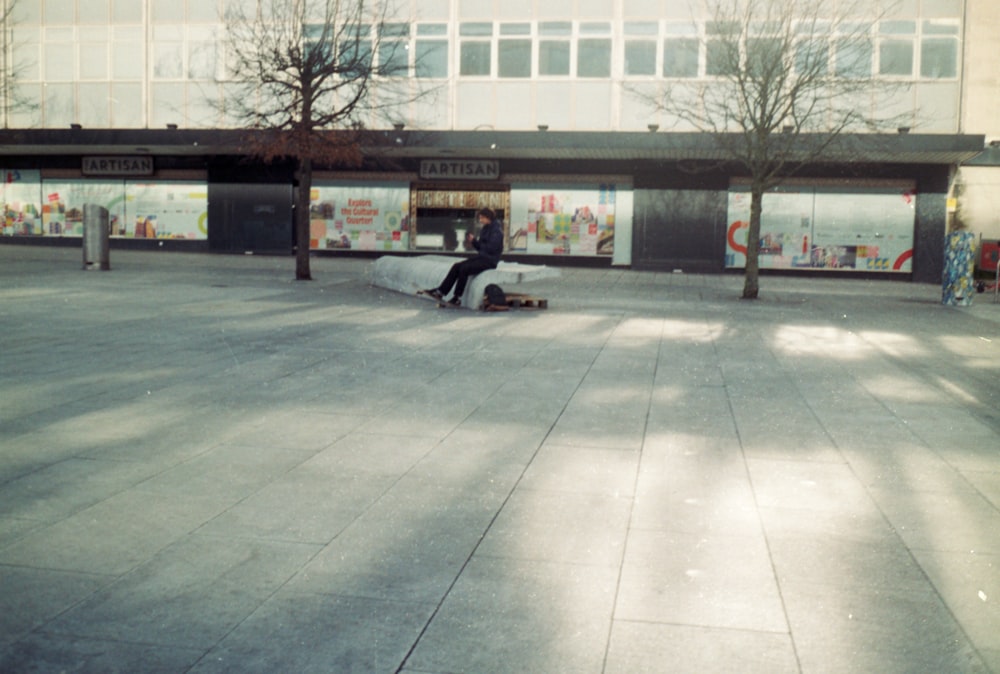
[220, 0, 415, 280]
[1, 0, 33, 127]
[641, 0, 907, 298]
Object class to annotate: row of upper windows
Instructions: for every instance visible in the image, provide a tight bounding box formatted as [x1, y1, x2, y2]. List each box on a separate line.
[447, 19, 961, 80]
[15, 18, 962, 85]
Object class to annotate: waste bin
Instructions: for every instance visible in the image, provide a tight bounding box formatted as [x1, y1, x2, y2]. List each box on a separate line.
[82, 204, 110, 271]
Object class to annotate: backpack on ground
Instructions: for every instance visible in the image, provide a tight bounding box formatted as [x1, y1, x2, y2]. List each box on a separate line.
[484, 283, 508, 311]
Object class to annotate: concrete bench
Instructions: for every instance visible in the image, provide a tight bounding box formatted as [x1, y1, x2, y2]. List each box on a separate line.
[371, 255, 561, 310]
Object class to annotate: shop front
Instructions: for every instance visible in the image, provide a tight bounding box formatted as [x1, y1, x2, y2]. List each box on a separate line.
[306, 174, 628, 265]
[0, 128, 986, 284]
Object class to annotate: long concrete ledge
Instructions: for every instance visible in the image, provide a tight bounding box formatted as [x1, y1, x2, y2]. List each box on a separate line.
[371, 254, 561, 309]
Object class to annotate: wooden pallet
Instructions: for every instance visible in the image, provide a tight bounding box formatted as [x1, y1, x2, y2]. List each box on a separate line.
[484, 292, 548, 311]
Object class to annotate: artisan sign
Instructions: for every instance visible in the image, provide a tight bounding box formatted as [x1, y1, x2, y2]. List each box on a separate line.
[419, 159, 499, 180]
[82, 156, 154, 177]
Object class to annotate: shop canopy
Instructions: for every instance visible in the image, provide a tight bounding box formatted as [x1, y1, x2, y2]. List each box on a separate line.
[0, 128, 985, 167]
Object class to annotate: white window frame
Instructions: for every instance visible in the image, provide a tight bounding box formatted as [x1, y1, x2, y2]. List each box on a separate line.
[623, 20, 659, 78]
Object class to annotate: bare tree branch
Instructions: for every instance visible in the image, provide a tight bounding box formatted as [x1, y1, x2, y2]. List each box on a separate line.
[1, 0, 37, 126]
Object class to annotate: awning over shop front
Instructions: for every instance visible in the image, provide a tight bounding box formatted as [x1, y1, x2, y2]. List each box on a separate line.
[0, 128, 986, 167]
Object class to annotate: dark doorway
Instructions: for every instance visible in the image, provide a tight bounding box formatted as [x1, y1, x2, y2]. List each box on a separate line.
[208, 183, 294, 254]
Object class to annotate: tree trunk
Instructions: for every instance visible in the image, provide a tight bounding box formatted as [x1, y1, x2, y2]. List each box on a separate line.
[294, 157, 313, 281]
[742, 185, 763, 299]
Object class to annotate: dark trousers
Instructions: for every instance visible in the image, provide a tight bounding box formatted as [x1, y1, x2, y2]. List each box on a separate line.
[439, 257, 497, 299]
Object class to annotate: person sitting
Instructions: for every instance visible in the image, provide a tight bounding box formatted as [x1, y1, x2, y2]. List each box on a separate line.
[424, 208, 504, 306]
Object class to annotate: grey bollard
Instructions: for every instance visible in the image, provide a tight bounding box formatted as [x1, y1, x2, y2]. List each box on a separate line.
[82, 204, 110, 271]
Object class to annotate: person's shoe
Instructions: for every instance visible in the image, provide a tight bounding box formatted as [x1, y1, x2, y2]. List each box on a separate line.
[423, 288, 443, 300]
[447, 296, 461, 306]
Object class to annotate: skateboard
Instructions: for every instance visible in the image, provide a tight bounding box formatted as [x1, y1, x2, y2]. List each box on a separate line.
[415, 289, 462, 309]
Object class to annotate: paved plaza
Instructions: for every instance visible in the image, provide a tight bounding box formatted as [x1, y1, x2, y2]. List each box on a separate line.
[0, 245, 998, 673]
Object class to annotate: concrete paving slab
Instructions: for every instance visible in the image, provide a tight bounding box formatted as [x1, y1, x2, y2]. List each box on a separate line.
[646, 386, 740, 438]
[404, 426, 545, 486]
[546, 383, 652, 450]
[403, 556, 619, 673]
[476, 487, 632, 567]
[615, 529, 788, 633]
[0, 457, 157, 522]
[631, 470, 761, 536]
[963, 469, 1000, 508]
[288, 481, 503, 603]
[0, 567, 110, 648]
[0, 487, 238, 576]
[605, 621, 799, 674]
[517, 444, 640, 498]
[745, 458, 879, 514]
[195, 470, 397, 545]
[781, 580, 987, 674]
[1, 246, 999, 672]
[196, 591, 436, 674]
[0, 633, 204, 674]
[766, 534, 930, 591]
[43, 535, 322, 650]
[870, 486, 1000, 555]
[909, 548, 1000, 647]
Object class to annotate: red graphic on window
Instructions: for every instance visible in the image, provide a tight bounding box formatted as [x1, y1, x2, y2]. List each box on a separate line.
[728, 221, 748, 256]
[893, 249, 913, 270]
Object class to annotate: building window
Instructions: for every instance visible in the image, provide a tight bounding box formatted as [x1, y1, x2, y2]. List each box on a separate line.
[577, 22, 611, 78]
[415, 23, 448, 78]
[538, 21, 571, 76]
[112, 0, 142, 23]
[624, 22, 657, 76]
[43, 28, 75, 81]
[459, 22, 492, 76]
[704, 21, 737, 77]
[187, 26, 217, 80]
[920, 20, 958, 78]
[378, 22, 410, 77]
[794, 30, 829, 76]
[833, 23, 874, 79]
[302, 23, 328, 61]
[79, 42, 109, 80]
[663, 23, 699, 78]
[338, 23, 375, 79]
[746, 23, 782, 80]
[498, 23, 531, 78]
[112, 27, 144, 80]
[153, 44, 183, 79]
[878, 21, 915, 77]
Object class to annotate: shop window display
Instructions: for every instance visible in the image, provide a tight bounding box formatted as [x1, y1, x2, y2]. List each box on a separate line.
[411, 188, 507, 252]
[1, 173, 208, 240]
[1, 170, 42, 237]
[726, 181, 916, 272]
[509, 183, 616, 256]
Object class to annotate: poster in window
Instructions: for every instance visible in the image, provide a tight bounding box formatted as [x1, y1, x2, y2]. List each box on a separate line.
[1, 170, 42, 236]
[38, 180, 125, 237]
[124, 182, 208, 239]
[309, 181, 410, 251]
[510, 183, 616, 256]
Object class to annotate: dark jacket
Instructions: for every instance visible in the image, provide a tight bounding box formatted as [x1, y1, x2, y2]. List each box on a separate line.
[473, 218, 504, 266]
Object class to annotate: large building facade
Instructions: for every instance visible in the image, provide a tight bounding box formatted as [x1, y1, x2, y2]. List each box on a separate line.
[0, 0, 996, 282]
